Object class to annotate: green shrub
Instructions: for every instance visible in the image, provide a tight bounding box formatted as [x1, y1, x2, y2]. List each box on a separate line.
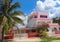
[4, 24, 9, 35]
[41, 31, 47, 37]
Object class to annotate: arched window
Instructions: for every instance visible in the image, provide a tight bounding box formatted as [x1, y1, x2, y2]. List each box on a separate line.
[34, 16, 37, 18]
[54, 27, 57, 31]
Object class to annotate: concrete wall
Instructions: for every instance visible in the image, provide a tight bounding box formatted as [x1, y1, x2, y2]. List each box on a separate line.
[27, 18, 37, 28]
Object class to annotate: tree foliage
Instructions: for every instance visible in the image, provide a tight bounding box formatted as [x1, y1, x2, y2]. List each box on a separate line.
[0, 0, 25, 41]
[53, 17, 60, 25]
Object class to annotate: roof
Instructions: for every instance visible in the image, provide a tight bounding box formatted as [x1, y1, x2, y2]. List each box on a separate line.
[36, 18, 52, 22]
[48, 23, 59, 26]
[32, 11, 48, 16]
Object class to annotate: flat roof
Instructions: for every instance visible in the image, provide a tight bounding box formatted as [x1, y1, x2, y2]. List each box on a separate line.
[48, 23, 59, 26]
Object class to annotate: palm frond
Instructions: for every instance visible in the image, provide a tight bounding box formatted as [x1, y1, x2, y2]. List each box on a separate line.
[8, 19, 15, 28]
[12, 16, 24, 25]
[8, 2, 21, 12]
[3, 0, 12, 4]
[10, 11, 25, 16]
[9, 0, 13, 4]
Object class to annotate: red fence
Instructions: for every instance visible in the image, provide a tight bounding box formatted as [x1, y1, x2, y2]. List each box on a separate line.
[28, 33, 39, 38]
[55, 30, 60, 34]
[4, 29, 14, 39]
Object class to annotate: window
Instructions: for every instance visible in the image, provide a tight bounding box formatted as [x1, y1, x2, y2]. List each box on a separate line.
[34, 16, 37, 18]
[19, 30, 24, 33]
[47, 21, 51, 23]
[21, 30, 24, 33]
[40, 15, 47, 18]
[37, 29, 40, 33]
[31, 29, 36, 32]
[38, 22, 40, 25]
[14, 30, 18, 34]
[26, 30, 30, 33]
[54, 28, 57, 31]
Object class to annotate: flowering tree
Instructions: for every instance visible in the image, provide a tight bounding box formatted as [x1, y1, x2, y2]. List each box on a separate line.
[37, 22, 49, 31]
[36, 22, 49, 37]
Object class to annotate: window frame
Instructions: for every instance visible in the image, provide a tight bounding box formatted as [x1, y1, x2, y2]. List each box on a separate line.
[40, 15, 47, 18]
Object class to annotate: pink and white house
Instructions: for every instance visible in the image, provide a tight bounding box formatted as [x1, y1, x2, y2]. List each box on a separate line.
[13, 11, 60, 38]
[27, 11, 60, 37]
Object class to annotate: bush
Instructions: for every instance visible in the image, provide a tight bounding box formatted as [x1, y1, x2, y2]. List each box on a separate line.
[41, 31, 47, 38]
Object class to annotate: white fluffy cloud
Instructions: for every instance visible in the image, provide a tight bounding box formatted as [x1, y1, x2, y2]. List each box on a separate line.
[51, 7, 60, 17]
[44, 0, 56, 8]
[36, 0, 60, 18]
[56, 0, 60, 4]
[37, 0, 45, 10]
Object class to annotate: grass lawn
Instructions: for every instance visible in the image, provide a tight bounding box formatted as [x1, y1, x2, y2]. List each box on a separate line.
[40, 37, 60, 42]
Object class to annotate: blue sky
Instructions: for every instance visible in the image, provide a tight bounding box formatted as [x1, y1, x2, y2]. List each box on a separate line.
[12, 0, 37, 15]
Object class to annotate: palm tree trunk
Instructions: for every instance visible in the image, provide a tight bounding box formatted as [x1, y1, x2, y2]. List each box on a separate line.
[0, 17, 7, 42]
[1, 27, 4, 42]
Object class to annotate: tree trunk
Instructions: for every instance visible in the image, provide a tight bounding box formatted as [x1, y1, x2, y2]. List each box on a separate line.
[0, 16, 7, 42]
[1, 27, 4, 42]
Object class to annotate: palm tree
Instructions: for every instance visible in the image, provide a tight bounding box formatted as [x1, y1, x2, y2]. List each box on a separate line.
[53, 17, 57, 23]
[0, 0, 25, 42]
[53, 17, 60, 25]
[58, 17, 60, 25]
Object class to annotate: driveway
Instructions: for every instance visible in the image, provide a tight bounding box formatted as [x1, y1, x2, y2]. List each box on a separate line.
[51, 40, 60, 42]
[4, 37, 41, 42]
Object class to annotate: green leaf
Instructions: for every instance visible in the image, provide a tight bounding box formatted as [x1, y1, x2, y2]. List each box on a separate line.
[12, 17, 24, 25]
[10, 11, 25, 16]
[4, 23, 9, 34]
[8, 2, 21, 12]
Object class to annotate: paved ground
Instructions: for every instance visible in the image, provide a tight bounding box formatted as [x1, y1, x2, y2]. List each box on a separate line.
[51, 40, 60, 42]
[4, 37, 41, 42]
